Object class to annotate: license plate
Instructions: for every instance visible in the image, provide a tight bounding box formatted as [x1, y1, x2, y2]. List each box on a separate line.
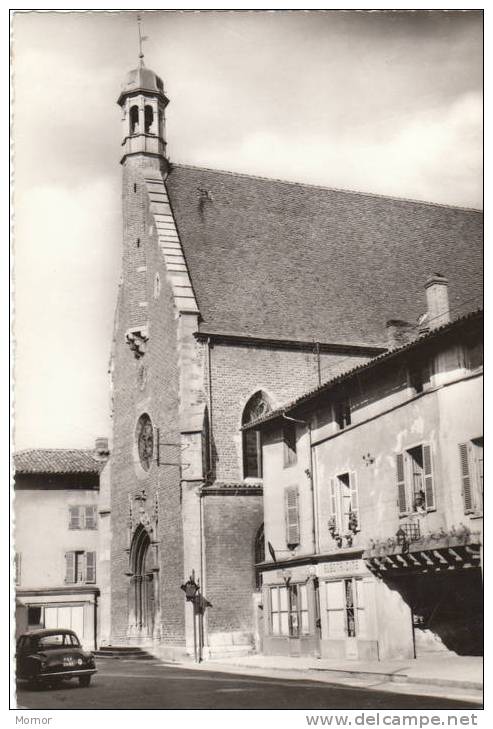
[63, 657, 76, 666]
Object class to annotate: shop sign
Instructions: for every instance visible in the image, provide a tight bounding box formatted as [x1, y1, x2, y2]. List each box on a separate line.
[322, 559, 363, 575]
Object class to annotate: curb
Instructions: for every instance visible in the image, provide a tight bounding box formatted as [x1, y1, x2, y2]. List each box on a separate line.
[187, 659, 483, 696]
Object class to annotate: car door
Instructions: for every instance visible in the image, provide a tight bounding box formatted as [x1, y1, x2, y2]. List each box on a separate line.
[16, 637, 29, 678]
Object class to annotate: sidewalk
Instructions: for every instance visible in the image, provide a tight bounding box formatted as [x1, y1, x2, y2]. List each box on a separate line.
[183, 653, 483, 704]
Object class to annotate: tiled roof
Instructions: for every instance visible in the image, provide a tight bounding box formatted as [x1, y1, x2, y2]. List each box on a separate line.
[165, 165, 483, 346]
[14, 449, 105, 475]
[243, 309, 483, 430]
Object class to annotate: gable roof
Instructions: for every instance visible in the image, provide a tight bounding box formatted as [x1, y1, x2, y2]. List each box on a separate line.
[165, 165, 482, 346]
[14, 449, 105, 475]
[243, 309, 483, 431]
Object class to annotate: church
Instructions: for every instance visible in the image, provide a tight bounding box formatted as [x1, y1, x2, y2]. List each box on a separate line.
[103, 56, 482, 660]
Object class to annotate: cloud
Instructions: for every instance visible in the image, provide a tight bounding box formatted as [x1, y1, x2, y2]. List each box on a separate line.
[200, 91, 482, 208]
[14, 178, 121, 449]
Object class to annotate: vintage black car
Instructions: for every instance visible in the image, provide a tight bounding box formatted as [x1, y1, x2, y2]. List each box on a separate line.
[16, 629, 97, 687]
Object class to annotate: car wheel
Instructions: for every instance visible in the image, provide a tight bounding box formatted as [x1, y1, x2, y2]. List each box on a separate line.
[78, 675, 91, 687]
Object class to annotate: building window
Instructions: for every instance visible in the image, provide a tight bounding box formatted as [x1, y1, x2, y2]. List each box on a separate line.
[129, 105, 139, 135]
[334, 398, 351, 430]
[241, 391, 271, 479]
[325, 578, 366, 638]
[409, 359, 433, 394]
[254, 524, 265, 590]
[284, 486, 300, 549]
[459, 438, 483, 515]
[396, 444, 435, 516]
[154, 273, 161, 299]
[68, 505, 97, 530]
[328, 472, 359, 534]
[136, 413, 154, 471]
[464, 339, 483, 371]
[15, 553, 21, 586]
[65, 551, 96, 584]
[270, 583, 309, 637]
[283, 422, 297, 467]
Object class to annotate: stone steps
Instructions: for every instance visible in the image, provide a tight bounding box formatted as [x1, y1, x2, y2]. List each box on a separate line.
[94, 646, 156, 660]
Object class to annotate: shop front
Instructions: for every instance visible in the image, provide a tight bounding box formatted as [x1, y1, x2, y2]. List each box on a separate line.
[260, 553, 379, 660]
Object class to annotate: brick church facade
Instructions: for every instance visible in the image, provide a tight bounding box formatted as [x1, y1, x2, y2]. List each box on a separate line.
[105, 60, 482, 659]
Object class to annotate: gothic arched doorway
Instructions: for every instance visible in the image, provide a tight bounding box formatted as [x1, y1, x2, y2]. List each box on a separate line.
[129, 524, 155, 638]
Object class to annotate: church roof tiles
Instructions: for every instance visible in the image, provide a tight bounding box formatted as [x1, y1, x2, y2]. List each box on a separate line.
[165, 165, 483, 347]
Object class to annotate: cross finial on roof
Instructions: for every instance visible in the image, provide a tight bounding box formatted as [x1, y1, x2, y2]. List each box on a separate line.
[137, 14, 148, 67]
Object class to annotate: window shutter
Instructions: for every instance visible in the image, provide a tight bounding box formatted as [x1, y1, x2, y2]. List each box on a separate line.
[85, 505, 97, 530]
[423, 444, 435, 510]
[285, 486, 300, 547]
[329, 478, 337, 524]
[459, 443, 473, 513]
[65, 552, 76, 583]
[69, 506, 80, 530]
[85, 552, 96, 583]
[396, 453, 407, 515]
[349, 472, 359, 527]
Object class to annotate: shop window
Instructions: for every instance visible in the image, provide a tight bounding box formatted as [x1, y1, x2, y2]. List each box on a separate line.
[27, 606, 43, 627]
[68, 505, 97, 530]
[328, 472, 359, 535]
[459, 437, 483, 515]
[284, 486, 300, 549]
[325, 578, 366, 638]
[129, 105, 139, 135]
[283, 422, 297, 467]
[65, 551, 96, 584]
[241, 392, 271, 479]
[334, 398, 351, 430]
[270, 583, 309, 637]
[396, 444, 435, 516]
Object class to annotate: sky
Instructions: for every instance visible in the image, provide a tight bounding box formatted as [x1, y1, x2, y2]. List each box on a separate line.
[12, 9, 483, 450]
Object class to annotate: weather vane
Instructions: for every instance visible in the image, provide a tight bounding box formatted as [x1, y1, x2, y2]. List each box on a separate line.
[137, 14, 148, 66]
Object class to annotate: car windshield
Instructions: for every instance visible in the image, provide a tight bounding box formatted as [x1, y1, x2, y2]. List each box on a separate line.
[35, 633, 80, 650]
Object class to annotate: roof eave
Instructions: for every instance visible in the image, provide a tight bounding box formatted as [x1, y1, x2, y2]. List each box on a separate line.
[243, 309, 483, 432]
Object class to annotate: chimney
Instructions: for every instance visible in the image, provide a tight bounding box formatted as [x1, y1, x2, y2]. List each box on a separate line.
[94, 437, 110, 461]
[424, 273, 450, 329]
[386, 319, 415, 349]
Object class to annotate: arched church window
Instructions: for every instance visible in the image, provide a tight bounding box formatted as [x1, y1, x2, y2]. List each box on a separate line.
[136, 413, 154, 471]
[254, 523, 265, 589]
[130, 105, 139, 135]
[144, 105, 154, 134]
[242, 391, 271, 479]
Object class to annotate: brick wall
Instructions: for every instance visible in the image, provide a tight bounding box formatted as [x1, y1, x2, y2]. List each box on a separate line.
[203, 493, 263, 635]
[110, 154, 372, 650]
[110, 154, 185, 646]
[207, 341, 368, 482]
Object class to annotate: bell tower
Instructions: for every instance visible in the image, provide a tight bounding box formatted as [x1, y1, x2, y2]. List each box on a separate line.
[118, 16, 168, 165]
[116, 21, 170, 340]
[117, 61, 169, 164]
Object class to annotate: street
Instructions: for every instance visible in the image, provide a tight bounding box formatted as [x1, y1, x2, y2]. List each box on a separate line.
[16, 658, 481, 710]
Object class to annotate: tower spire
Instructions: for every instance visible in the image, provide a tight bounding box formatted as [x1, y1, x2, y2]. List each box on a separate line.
[137, 14, 147, 67]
